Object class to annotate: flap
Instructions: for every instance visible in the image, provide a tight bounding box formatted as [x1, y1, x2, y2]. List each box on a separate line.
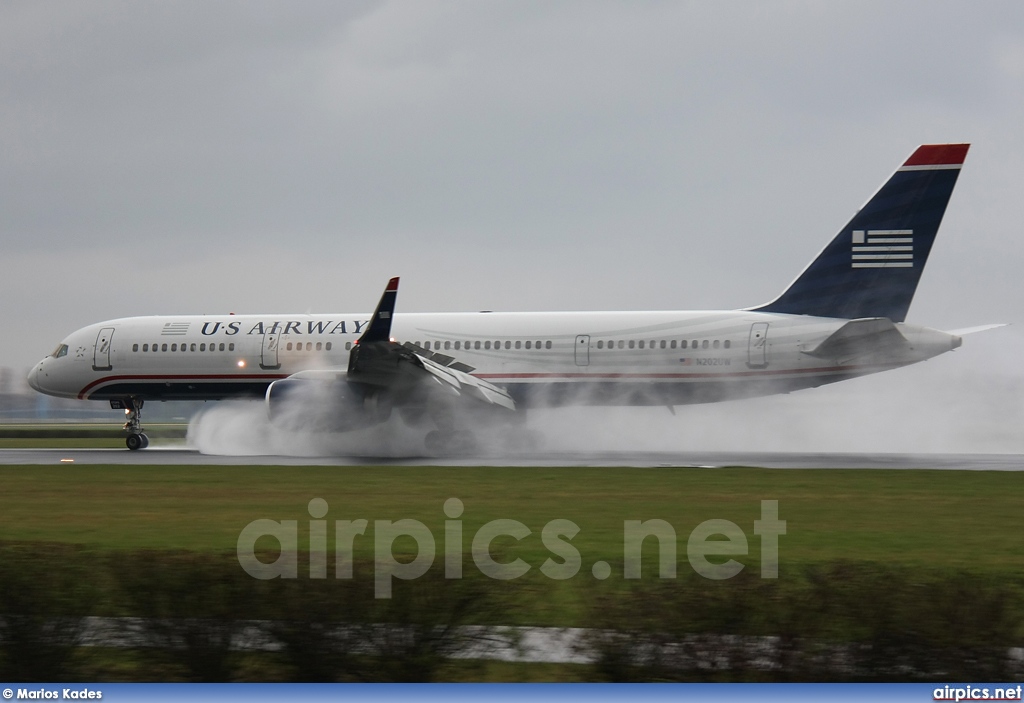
[417, 354, 516, 411]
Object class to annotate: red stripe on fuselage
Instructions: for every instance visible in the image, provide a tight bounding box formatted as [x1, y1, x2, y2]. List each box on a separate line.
[476, 363, 899, 381]
[78, 363, 900, 400]
[78, 373, 288, 399]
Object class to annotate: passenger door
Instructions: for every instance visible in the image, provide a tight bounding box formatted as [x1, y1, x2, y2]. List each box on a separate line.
[575, 335, 590, 367]
[261, 329, 281, 370]
[747, 323, 769, 369]
[92, 327, 115, 371]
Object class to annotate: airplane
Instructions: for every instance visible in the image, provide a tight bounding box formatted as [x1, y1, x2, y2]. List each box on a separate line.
[29, 144, 977, 453]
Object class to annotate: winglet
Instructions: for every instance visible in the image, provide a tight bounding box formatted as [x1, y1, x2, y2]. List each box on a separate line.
[357, 277, 400, 344]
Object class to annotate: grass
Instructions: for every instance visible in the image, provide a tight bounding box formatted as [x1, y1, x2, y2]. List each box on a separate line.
[1, 461, 1022, 680]
[0, 464, 1020, 571]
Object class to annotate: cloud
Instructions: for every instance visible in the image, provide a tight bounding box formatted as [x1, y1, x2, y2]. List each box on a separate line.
[3, 1, 1022, 442]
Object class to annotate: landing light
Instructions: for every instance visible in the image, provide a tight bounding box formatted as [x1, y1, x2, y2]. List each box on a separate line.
[237, 360, 246, 368]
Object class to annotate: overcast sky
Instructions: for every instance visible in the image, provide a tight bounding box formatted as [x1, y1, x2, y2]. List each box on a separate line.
[3, 1, 1023, 384]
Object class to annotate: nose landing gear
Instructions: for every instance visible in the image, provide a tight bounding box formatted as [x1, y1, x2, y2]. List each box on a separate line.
[119, 398, 149, 450]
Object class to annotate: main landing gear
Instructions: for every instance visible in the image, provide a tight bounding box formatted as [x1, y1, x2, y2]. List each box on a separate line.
[122, 398, 149, 451]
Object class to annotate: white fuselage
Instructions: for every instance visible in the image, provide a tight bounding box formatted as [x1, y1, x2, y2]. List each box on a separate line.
[28, 309, 960, 408]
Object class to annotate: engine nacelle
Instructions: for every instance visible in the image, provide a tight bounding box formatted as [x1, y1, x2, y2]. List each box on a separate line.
[265, 376, 393, 433]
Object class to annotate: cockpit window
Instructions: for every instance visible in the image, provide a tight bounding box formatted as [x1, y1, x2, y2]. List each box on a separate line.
[50, 344, 69, 359]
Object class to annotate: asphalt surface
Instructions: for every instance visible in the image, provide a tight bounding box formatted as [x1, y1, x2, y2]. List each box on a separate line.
[2, 447, 1023, 469]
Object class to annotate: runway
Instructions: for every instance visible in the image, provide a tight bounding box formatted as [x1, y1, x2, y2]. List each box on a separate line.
[2, 447, 1024, 469]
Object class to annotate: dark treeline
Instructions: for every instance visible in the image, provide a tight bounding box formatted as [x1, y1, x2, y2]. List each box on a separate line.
[580, 562, 1024, 681]
[0, 543, 1020, 681]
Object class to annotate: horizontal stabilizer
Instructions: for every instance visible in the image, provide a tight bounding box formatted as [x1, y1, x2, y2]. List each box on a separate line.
[802, 318, 909, 360]
[946, 323, 1008, 336]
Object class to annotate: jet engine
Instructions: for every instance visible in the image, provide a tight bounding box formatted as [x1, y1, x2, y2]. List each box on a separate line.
[264, 373, 393, 433]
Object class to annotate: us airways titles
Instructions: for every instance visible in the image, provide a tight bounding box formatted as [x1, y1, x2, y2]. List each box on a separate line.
[197, 319, 371, 337]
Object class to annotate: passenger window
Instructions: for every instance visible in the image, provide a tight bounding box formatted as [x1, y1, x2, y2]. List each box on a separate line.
[286, 343, 292, 351]
[484, 341, 491, 350]
[345, 342, 352, 350]
[444, 341, 451, 350]
[597, 340, 604, 349]
[171, 344, 177, 352]
[220, 343, 226, 351]
[316, 342, 322, 351]
[628, 340, 635, 349]
[670, 340, 677, 349]
[713, 340, 720, 349]
[692, 340, 698, 349]
[525, 341, 532, 349]
[200, 343, 206, 352]
[132, 344, 139, 352]
[306, 342, 312, 351]
[229, 343, 235, 351]
[680, 340, 687, 349]
[326, 342, 332, 351]
[454, 341, 461, 350]
[474, 341, 481, 350]
[660, 340, 666, 349]
[618, 340, 624, 349]
[724, 340, 731, 349]
[546, 341, 552, 350]
[191, 343, 196, 352]
[638, 340, 645, 349]
[515, 341, 521, 349]
[702, 340, 709, 349]
[142, 344, 148, 352]
[160, 344, 166, 352]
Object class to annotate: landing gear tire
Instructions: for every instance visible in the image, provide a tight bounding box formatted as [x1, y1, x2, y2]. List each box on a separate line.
[122, 397, 148, 450]
[126, 433, 147, 451]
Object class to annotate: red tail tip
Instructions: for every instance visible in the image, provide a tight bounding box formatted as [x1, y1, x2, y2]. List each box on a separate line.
[386, 277, 399, 292]
[903, 143, 970, 167]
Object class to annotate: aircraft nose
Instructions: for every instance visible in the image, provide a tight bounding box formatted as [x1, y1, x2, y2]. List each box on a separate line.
[27, 361, 46, 393]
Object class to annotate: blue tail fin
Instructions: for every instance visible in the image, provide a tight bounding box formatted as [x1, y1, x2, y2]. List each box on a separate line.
[753, 144, 968, 322]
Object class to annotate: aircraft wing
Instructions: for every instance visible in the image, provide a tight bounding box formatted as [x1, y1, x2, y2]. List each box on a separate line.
[415, 353, 515, 409]
[346, 278, 516, 411]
